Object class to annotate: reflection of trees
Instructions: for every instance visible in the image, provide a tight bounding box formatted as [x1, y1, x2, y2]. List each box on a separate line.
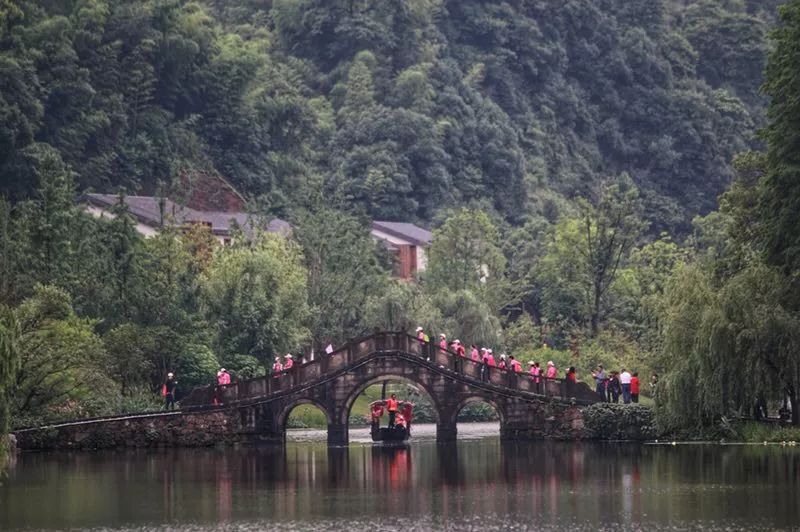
[4, 443, 800, 528]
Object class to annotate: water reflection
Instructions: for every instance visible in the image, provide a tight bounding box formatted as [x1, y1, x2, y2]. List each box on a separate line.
[1, 429, 799, 530]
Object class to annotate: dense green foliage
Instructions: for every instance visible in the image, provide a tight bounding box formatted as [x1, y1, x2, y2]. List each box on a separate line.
[655, 1, 800, 431]
[1, 0, 797, 437]
[0, 305, 19, 443]
[199, 234, 311, 367]
[0, 0, 776, 230]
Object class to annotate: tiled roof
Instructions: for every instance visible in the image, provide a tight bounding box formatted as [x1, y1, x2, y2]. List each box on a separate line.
[81, 195, 431, 246]
[81, 194, 288, 237]
[372, 221, 433, 246]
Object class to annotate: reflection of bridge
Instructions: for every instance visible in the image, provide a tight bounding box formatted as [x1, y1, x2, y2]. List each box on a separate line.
[14, 333, 602, 450]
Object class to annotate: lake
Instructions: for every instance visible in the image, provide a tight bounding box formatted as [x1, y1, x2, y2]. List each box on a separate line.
[1, 423, 799, 531]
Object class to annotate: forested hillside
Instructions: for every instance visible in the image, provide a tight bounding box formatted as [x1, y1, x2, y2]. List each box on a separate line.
[0, 0, 779, 231]
[3, 0, 799, 439]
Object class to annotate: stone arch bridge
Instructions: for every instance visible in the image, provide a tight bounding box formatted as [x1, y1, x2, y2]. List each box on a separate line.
[14, 332, 602, 450]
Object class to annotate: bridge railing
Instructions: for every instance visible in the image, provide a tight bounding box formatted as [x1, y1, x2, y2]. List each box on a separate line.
[180, 331, 600, 408]
[404, 333, 599, 404]
[180, 332, 393, 407]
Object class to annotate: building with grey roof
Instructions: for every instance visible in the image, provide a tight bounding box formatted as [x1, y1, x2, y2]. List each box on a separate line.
[80, 194, 289, 244]
[79, 194, 432, 279]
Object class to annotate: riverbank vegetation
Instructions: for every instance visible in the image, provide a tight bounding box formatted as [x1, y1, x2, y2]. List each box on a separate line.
[735, 422, 800, 443]
[0, 0, 798, 441]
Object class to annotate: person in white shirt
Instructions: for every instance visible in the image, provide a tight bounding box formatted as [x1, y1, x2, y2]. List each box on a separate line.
[620, 368, 632, 404]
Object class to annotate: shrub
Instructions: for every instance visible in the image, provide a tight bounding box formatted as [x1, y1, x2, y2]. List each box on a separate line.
[582, 403, 657, 440]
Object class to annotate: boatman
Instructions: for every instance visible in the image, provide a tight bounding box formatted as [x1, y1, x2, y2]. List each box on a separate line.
[387, 393, 399, 428]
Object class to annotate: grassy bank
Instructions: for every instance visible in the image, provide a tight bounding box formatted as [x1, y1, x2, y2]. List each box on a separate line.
[734, 422, 800, 443]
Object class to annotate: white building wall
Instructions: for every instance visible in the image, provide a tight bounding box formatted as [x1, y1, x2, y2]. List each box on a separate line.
[370, 229, 408, 247]
[370, 228, 429, 273]
[82, 204, 160, 238]
[416, 247, 427, 272]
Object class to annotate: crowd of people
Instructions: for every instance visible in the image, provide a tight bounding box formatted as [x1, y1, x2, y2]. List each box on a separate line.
[416, 326, 654, 401]
[416, 326, 570, 384]
[590, 366, 647, 404]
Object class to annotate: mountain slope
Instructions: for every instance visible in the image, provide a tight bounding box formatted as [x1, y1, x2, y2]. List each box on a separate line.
[0, 0, 776, 232]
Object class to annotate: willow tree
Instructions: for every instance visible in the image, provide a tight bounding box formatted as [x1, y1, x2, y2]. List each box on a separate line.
[657, 263, 800, 430]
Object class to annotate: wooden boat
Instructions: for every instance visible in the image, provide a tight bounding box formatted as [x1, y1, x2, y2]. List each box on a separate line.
[369, 400, 414, 442]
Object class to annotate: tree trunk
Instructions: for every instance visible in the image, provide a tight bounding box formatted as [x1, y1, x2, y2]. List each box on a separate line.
[590, 287, 601, 337]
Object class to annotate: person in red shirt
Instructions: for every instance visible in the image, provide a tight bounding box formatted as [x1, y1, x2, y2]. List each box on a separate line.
[631, 372, 640, 403]
[566, 367, 577, 382]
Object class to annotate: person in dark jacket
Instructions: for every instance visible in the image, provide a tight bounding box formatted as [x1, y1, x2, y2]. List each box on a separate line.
[607, 371, 621, 403]
[592, 365, 607, 400]
[164, 372, 178, 410]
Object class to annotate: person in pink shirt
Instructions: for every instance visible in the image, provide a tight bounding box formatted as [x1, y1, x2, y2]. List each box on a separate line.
[487, 350, 496, 367]
[546, 360, 557, 379]
[498, 354, 507, 370]
[471, 345, 480, 362]
[509, 356, 522, 372]
[214, 368, 231, 406]
[530, 361, 542, 392]
[454, 340, 465, 357]
[283, 354, 294, 370]
[439, 333, 448, 352]
[272, 356, 283, 374]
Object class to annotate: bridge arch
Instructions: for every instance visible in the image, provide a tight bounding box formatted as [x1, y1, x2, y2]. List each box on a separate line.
[451, 396, 506, 425]
[276, 398, 333, 431]
[339, 374, 442, 426]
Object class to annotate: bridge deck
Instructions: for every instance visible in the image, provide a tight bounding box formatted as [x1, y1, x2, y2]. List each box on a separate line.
[14, 332, 601, 434]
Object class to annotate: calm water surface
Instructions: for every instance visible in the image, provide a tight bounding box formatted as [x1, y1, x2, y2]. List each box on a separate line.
[1, 423, 799, 531]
